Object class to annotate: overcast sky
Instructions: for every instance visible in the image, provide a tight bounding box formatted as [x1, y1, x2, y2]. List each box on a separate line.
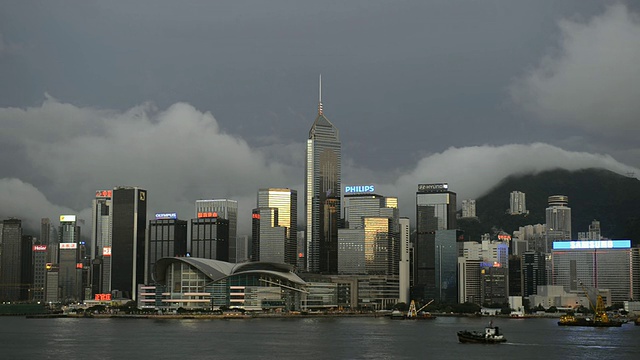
[1, 1, 639, 236]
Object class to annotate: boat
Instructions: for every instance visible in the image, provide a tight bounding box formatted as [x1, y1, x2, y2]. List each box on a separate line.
[457, 323, 507, 344]
[557, 314, 622, 327]
[557, 282, 623, 327]
[404, 299, 437, 320]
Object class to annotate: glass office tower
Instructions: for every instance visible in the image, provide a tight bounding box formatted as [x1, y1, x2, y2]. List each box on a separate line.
[414, 183, 457, 302]
[305, 76, 341, 273]
[195, 199, 238, 263]
[254, 188, 298, 266]
[111, 186, 147, 300]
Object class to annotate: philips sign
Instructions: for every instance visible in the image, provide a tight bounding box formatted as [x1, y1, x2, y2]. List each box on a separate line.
[345, 185, 375, 194]
[155, 212, 177, 220]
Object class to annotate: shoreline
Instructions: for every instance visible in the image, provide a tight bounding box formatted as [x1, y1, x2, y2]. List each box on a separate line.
[24, 312, 567, 320]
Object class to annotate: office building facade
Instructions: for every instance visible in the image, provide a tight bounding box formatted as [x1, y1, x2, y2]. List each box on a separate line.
[146, 213, 187, 283]
[111, 186, 147, 300]
[254, 188, 298, 266]
[58, 215, 82, 303]
[195, 199, 238, 263]
[190, 217, 229, 261]
[551, 240, 637, 304]
[414, 183, 457, 302]
[0, 219, 22, 301]
[91, 190, 112, 295]
[305, 77, 341, 273]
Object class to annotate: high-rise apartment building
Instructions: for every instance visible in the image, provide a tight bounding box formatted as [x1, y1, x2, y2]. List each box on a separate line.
[545, 195, 571, 252]
[414, 183, 457, 302]
[111, 186, 147, 300]
[509, 191, 527, 215]
[461, 199, 476, 218]
[578, 220, 601, 241]
[252, 188, 297, 265]
[195, 199, 238, 263]
[0, 219, 22, 302]
[146, 213, 187, 284]
[305, 76, 341, 273]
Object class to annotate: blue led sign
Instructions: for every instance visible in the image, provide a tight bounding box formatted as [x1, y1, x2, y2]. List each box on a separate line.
[344, 185, 375, 194]
[552, 240, 631, 250]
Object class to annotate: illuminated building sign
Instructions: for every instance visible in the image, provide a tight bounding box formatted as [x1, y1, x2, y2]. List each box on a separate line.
[33, 245, 47, 251]
[480, 261, 502, 268]
[59, 215, 77, 222]
[103, 246, 112, 256]
[95, 190, 113, 198]
[60, 243, 78, 250]
[76, 263, 83, 269]
[198, 212, 218, 218]
[155, 212, 177, 220]
[417, 183, 449, 193]
[252, 213, 260, 219]
[46, 263, 53, 270]
[95, 293, 112, 301]
[498, 234, 511, 241]
[553, 240, 631, 250]
[344, 185, 375, 194]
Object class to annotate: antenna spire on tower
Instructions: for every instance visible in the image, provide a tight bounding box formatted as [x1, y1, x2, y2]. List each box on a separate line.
[318, 74, 323, 115]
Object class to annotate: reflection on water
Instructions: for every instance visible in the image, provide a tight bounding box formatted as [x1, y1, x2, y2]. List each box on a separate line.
[1, 316, 638, 360]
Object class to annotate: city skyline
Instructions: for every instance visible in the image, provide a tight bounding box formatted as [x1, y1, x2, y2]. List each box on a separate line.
[2, 2, 640, 237]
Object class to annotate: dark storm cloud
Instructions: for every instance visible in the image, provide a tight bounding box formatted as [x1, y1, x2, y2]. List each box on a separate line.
[1, 1, 640, 233]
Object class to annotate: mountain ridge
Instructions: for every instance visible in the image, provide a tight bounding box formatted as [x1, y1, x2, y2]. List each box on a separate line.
[458, 168, 640, 246]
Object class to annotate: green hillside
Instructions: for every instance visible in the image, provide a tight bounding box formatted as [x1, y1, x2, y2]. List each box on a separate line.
[458, 168, 640, 247]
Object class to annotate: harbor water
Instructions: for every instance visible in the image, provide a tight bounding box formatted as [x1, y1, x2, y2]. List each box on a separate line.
[1, 315, 638, 359]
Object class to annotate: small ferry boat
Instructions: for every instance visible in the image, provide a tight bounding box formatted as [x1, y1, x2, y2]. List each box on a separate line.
[457, 323, 507, 344]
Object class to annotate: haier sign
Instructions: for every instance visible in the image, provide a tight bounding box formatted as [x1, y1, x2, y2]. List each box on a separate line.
[344, 185, 375, 194]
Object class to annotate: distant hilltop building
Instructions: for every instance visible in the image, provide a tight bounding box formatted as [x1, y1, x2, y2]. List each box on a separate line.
[578, 220, 602, 241]
[461, 199, 476, 218]
[509, 191, 528, 215]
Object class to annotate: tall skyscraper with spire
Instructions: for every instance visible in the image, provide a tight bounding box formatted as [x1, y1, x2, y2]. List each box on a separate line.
[305, 76, 341, 273]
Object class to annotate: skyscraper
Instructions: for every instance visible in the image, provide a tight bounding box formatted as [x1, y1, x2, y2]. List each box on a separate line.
[0, 219, 22, 302]
[414, 183, 457, 302]
[305, 76, 341, 273]
[111, 186, 147, 300]
[190, 216, 229, 261]
[146, 213, 187, 284]
[58, 215, 82, 302]
[195, 199, 238, 262]
[91, 190, 112, 296]
[253, 188, 298, 265]
[338, 190, 400, 276]
[545, 195, 571, 252]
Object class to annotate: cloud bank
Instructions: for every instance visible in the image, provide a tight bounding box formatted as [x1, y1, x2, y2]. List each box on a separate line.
[511, 4, 640, 137]
[1, 98, 638, 236]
